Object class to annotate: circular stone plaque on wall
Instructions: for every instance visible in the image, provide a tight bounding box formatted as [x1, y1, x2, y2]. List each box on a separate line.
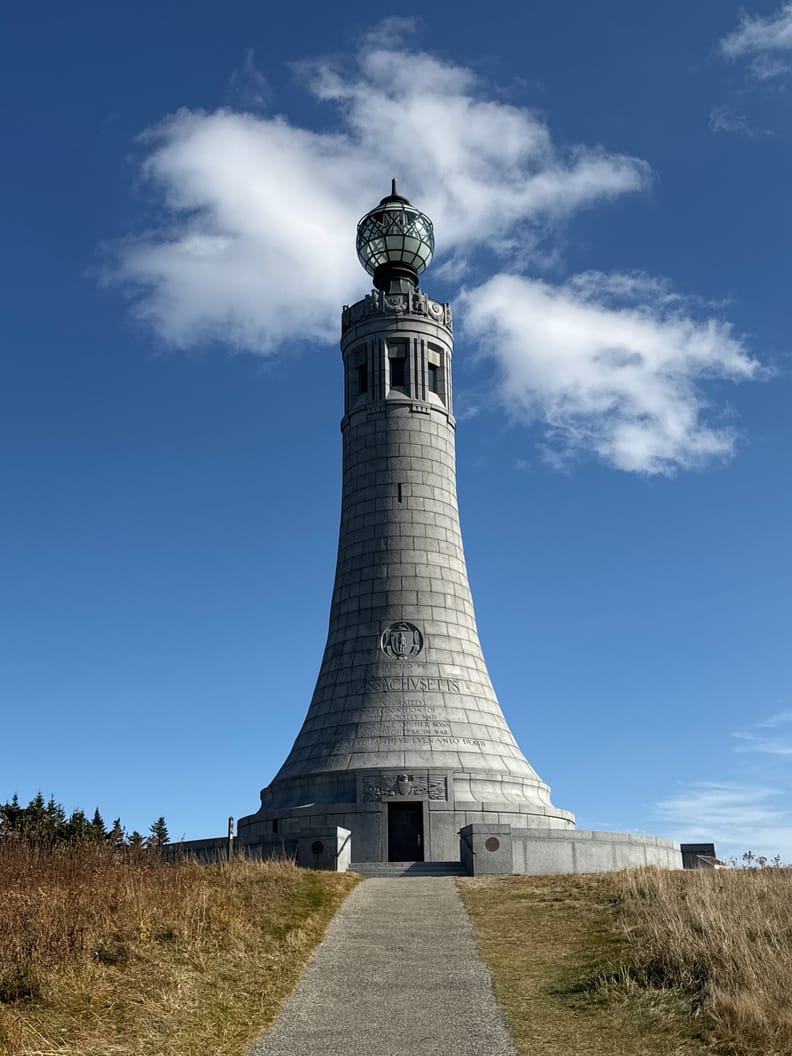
[381, 622, 424, 659]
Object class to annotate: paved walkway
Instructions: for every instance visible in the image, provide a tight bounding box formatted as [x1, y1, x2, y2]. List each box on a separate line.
[247, 877, 518, 1056]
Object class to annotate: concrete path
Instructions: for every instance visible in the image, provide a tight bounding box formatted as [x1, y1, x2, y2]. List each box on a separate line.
[247, 877, 518, 1056]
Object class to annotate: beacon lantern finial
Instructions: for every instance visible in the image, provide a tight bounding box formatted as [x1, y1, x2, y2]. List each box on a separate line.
[356, 180, 434, 291]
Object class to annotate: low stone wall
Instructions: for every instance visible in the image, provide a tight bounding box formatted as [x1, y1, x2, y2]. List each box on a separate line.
[461, 824, 681, 875]
[164, 837, 230, 863]
[237, 827, 351, 871]
[166, 835, 298, 864]
[295, 827, 352, 872]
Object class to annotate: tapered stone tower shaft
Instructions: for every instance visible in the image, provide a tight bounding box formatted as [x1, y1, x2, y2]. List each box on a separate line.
[238, 185, 573, 862]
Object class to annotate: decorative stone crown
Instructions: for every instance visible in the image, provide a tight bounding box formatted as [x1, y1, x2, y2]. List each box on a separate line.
[342, 288, 452, 334]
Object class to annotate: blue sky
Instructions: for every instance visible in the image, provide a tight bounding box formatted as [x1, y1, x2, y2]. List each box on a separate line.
[1, 1, 790, 861]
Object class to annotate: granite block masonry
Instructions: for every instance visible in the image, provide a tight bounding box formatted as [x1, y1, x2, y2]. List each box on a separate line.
[237, 183, 681, 872]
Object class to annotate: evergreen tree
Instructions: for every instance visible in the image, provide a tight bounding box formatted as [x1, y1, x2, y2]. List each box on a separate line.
[67, 808, 90, 841]
[89, 808, 106, 842]
[107, 817, 125, 847]
[46, 796, 68, 841]
[24, 792, 48, 840]
[0, 794, 23, 835]
[1, 792, 138, 847]
[148, 816, 169, 848]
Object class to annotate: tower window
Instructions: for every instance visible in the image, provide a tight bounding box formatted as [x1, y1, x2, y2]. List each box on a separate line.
[427, 345, 445, 405]
[357, 363, 368, 395]
[390, 356, 406, 388]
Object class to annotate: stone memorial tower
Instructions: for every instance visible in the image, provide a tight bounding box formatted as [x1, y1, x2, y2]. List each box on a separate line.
[238, 184, 574, 863]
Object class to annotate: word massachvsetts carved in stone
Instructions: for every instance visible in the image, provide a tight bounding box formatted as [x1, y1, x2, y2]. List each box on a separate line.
[362, 676, 461, 693]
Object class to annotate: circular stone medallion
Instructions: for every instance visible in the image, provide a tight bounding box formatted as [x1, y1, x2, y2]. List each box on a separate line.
[485, 837, 501, 852]
[381, 622, 424, 659]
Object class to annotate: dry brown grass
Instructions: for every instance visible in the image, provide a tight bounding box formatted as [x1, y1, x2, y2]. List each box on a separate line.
[619, 866, 792, 1056]
[462, 867, 792, 1056]
[0, 840, 358, 1056]
[460, 871, 708, 1056]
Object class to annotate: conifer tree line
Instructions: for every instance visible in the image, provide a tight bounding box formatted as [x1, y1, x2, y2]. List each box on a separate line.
[0, 792, 169, 848]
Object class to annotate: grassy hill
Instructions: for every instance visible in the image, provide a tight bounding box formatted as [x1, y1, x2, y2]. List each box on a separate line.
[0, 841, 357, 1055]
[2, 840, 791, 1055]
[460, 867, 792, 1056]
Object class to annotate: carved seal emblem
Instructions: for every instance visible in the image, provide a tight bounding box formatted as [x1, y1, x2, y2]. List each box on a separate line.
[380, 621, 424, 659]
[362, 775, 448, 802]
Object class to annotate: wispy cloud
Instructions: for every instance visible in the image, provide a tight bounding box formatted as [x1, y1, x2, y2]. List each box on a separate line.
[733, 733, 792, 755]
[733, 708, 792, 754]
[226, 49, 270, 111]
[658, 710, 792, 861]
[719, 2, 792, 80]
[656, 782, 792, 862]
[460, 271, 760, 475]
[708, 104, 766, 136]
[105, 27, 762, 475]
[757, 709, 792, 728]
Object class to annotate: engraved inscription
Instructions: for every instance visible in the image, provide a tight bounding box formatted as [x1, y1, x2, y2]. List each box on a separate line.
[355, 720, 451, 738]
[381, 706, 437, 719]
[404, 721, 451, 736]
[358, 722, 403, 738]
[341, 734, 487, 749]
[363, 677, 461, 693]
[436, 736, 487, 747]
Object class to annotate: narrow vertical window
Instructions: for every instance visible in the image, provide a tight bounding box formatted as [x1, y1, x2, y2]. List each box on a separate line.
[398, 483, 403, 503]
[428, 362, 439, 393]
[427, 345, 445, 405]
[390, 356, 406, 388]
[357, 363, 368, 395]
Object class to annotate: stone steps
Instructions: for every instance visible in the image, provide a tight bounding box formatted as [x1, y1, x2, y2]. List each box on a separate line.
[349, 860, 467, 878]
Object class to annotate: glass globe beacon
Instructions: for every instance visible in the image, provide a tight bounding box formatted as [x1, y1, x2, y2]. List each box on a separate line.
[356, 181, 434, 289]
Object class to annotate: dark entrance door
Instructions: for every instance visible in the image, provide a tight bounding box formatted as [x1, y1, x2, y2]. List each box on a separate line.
[387, 803, 424, 861]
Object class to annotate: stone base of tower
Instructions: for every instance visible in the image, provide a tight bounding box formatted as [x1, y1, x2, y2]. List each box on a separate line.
[237, 766, 574, 864]
[461, 824, 682, 874]
[235, 767, 682, 873]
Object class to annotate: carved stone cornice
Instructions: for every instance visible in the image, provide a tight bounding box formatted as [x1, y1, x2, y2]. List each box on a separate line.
[342, 289, 453, 334]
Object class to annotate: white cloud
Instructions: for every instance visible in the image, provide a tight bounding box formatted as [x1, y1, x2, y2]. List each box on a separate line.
[659, 711, 792, 862]
[733, 708, 792, 754]
[226, 49, 270, 111]
[733, 733, 792, 755]
[720, 2, 792, 79]
[459, 271, 760, 475]
[107, 35, 649, 354]
[656, 782, 792, 863]
[106, 31, 762, 475]
[708, 104, 753, 135]
[757, 709, 792, 728]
